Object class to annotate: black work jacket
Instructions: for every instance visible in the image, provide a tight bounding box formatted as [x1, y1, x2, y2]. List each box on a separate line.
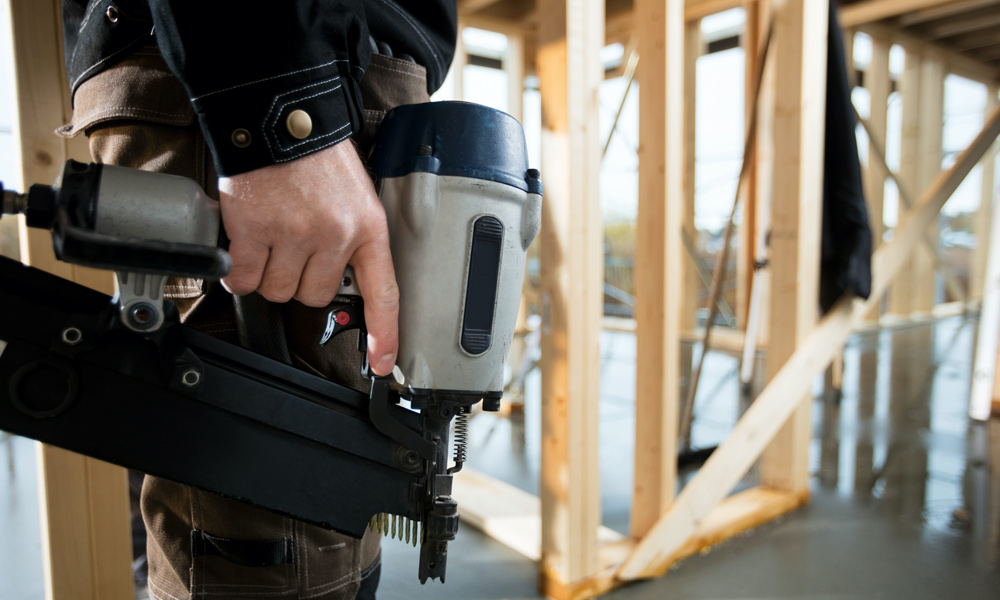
[62, 0, 457, 177]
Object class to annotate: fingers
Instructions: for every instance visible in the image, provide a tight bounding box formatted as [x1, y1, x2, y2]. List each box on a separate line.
[221, 238, 267, 296]
[351, 237, 399, 376]
[257, 247, 308, 303]
[295, 253, 348, 307]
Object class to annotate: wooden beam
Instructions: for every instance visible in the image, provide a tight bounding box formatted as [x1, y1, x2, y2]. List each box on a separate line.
[839, 0, 970, 28]
[859, 22, 1000, 84]
[924, 12, 1000, 40]
[9, 2, 133, 599]
[759, 0, 828, 496]
[898, 0, 1000, 26]
[537, 0, 604, 587]
[617, 105, 1000, 581]
[973, 85, 999, 301]
[631, 0, 685, 539]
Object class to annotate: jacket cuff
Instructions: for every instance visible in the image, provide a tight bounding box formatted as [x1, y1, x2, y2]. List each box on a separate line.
[191, 62, 364, 177]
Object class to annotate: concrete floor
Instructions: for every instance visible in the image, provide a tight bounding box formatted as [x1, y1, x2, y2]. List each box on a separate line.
[3, 315, 1000, 598]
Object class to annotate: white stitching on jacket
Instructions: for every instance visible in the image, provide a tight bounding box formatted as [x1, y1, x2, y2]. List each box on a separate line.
[260, 78, 351, 161]
[71, 32, 152, 90]
[192, 60, 348, 101]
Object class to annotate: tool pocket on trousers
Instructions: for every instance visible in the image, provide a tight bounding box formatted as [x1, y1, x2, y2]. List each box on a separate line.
[189, 529, 297, 597]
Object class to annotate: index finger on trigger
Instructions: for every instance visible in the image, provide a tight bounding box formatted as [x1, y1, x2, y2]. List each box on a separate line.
[351, 239, 399, 377]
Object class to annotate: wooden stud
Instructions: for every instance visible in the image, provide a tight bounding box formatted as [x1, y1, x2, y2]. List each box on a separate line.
[972, 91, 1000, 421]
[889, 47, 923, 315]
[973, 85, 999, 301]
[680, 16, 774, 450]
[864, 35, 891, 320]
[758, 0, 828, 496]
[631, 0, 685, 540]
[679, 19, 701, 428]
[866, 36, 890, 252]
[916, 53, 946, 308]
[537, 0, 604, 587]
[505, 30, 526, 123]
[8, 2, 133, 599]
[618, 105, 1000, 581]
[451, 20, 468, 101]
[738, 0, 762, 330]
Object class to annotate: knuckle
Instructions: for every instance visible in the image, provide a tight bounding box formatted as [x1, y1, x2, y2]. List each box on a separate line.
[223, 273, 260, 296]
[260, 288, 295, 303]
[370, 279, 400, 311]
[295, 284, 337, 308]
[258, 279, 296, 303]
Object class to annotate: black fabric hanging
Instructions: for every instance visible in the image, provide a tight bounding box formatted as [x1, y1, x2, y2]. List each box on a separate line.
[820, 1, 873, 313]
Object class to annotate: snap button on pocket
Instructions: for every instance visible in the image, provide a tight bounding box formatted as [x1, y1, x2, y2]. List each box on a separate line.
[232, 129, 252, 148]
[286, 110, 313, 139]
[106, 5, 119, 23]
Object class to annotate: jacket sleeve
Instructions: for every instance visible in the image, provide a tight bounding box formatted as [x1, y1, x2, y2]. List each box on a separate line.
[147, 1, 372, 177]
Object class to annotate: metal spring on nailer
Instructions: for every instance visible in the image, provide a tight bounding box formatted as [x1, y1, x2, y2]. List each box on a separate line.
[452, 406, 470, 471]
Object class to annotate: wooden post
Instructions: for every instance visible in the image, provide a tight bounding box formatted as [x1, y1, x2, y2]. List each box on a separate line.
[452, 20, 468, 101]
[631, 0, 684, 539]
[679, 19, 700, 430]
[759, 0, 828, 495]
[738, 0, 761, 330]
[973, 85, 999, 302]
[751, 0, 774, 352]
[916, 53, 945, 307]
[865, 35, 891, 319]
[889, 47, 922, 315]
[7, 1, 134, 599]
[505, 29, 526, 123]
[864, 36, 890, 244]
[537, 0, 604, 592]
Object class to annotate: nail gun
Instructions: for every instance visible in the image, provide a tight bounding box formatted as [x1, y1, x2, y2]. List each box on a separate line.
[0, 101, 541, 584]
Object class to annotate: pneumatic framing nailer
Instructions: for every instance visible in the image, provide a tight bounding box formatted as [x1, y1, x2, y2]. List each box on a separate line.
[0, 101, 541, 584]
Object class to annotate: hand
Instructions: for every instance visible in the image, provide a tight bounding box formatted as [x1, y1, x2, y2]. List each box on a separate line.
[218, 141, 398, 376]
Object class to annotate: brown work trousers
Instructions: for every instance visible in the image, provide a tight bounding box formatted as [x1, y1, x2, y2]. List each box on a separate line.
[57, 43, 430, 600]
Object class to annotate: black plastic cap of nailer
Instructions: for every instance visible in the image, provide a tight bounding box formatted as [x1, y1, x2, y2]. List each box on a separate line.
[370, 101, 542, 195]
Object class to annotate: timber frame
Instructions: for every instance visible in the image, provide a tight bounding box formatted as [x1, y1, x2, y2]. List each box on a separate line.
[4, 0, 1000, 598]
[452, 0, 1000, 598]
